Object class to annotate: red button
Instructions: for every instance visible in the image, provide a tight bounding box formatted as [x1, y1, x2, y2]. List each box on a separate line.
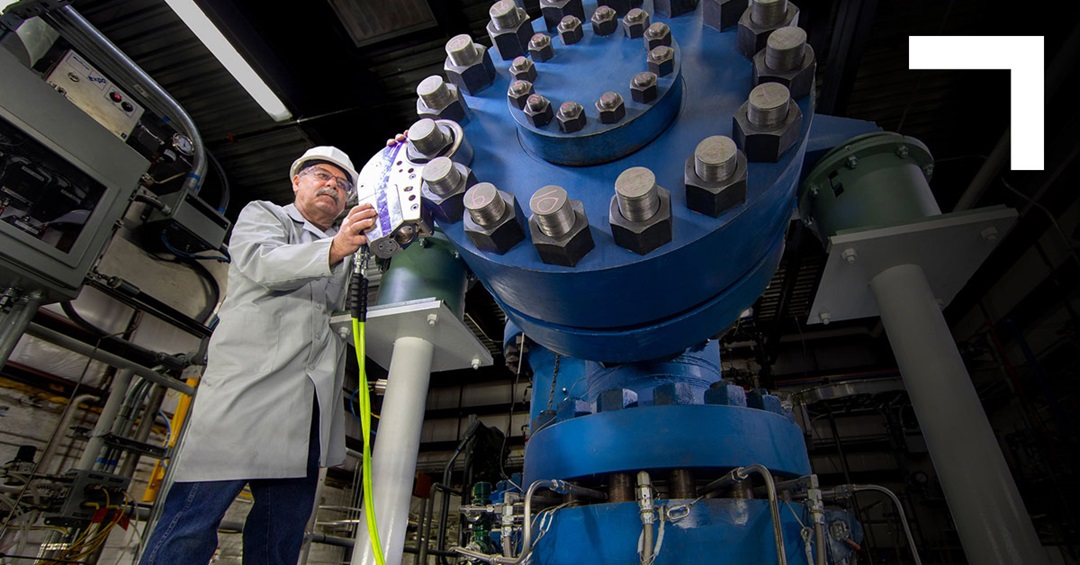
[109, 92, 122, 102]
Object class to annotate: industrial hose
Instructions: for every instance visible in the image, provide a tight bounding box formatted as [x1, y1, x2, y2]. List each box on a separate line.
[350, 250, 387, 565]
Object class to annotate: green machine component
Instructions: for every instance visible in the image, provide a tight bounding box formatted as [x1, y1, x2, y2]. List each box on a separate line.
[376, 232, 469, 319]
[798, 131, 938, 245]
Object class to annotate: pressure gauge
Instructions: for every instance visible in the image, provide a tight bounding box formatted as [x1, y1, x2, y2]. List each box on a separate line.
[171, 134, 194, 156]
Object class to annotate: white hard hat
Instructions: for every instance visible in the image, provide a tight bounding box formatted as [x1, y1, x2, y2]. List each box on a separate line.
[289, 146, 358, 186]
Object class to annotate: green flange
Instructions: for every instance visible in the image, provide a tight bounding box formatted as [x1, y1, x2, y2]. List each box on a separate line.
[798, 132, 938, 246]
[376, 233, 469, 319]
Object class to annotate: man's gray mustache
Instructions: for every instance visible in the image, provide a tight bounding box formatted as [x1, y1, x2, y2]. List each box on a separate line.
[316, 187, 340, 203]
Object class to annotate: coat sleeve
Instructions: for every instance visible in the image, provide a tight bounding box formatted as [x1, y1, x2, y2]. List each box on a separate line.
[229, 201, 341, 291]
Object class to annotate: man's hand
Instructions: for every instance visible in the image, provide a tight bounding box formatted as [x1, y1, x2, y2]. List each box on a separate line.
[386, 130, 408, 147]
[330, 203, 378, 266]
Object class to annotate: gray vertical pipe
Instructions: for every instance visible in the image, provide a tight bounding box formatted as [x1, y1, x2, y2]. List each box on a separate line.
[77, 368, 135, 471]
[0, 290, 43, 371]
[869, 263, 1046, 565]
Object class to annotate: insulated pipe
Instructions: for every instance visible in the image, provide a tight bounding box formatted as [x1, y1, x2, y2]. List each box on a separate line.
[42, 6, 206, 195]
[37, 394, 98, 475]
[24, 323, 194, 395]
[0, 290, 43, 371]
[77, 368, 135, 471]
[869, 264, 1047, 565]
[354, 336, 436, 565]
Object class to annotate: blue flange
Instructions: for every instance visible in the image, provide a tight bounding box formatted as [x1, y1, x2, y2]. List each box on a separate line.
[523, 404, 812, 484]
[436, 4, 815, 362]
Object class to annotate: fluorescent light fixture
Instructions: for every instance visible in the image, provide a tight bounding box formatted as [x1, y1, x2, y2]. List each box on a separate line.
[165, 0, 292, 121]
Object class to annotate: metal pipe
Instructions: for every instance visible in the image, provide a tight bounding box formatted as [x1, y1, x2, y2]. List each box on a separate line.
[24, 323, 194, 395]
[42, 6, 206, 195]
[821, 484, 921, 565]
[37, 393, 98, 475]
[814, 522, 827, 565]
[637, 471, 655, 565]
[702, 466, 787, 565]
[354, 336, 435, 565]
[869, 264, 1046, 565]
[0, 290, 43, 371]
[76, 368, 135, 471]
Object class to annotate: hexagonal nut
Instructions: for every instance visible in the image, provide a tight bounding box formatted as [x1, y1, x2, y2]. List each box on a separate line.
[703, 0, 748, 31]
[622, 8, 650, 38]
[732, 99, 803, 162]
[557, 16, 584, 45]
[597, 388, 638, 411]
[644, 22, 672, 50]
[591, 5, 619, 35]
[736, 4, 800, 59]
[653, 382, 696, 405]
[596, 91, 626, 124]
[421, 162, 477, 223]
[541, 0, 585, 30]
[528, 33, 555, 62]
[630, 72, 658, 103]
[556, 101, 587, 133]
[747, 389, 783, 415]
[528, 200, 595, 266]
[523, 94, 555, 127]
[507, 79, 535, 109]
[685, 151, 748, 217]
[647, 45, 675, 77]
[599, 0, 644, 16]
[463, 188, 527, 254]
[487, 8, 534, 61]
[609, 186, 672, 255]
[509, 56, 537, 82]
[704, 382, 747, 406]
[752, 43, 816, 99]
[654, 0, 698, 17]
[444, 46, 497, 95]
[416, 83, 469, 123]
[556, 398, 592, 422]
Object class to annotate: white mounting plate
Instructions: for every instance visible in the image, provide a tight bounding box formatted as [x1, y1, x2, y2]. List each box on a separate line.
[330, 298, 493, 372]
[807, 206, 1018, 325]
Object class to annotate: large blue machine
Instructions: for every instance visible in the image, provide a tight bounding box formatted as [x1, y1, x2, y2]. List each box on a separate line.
[400, 0, 877, 562]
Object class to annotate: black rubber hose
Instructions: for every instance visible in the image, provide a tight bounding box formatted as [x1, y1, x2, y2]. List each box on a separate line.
[59, 301, 187, 371]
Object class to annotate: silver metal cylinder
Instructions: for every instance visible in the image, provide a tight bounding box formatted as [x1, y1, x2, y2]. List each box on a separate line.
[598, 91, 623, 109]
[465, 182, 507, 226]
[751, 0, 789, 26]
[446, 34, 479, 66]
[609, 472, 634, 503]
[747, 82, 791, 128]
[731, 478, 755, 499]
[529, 185, 576, 237]
[558, 101, 583, 119]
[529, 33, 551, 50]
[668, 469, 696, 499]
[765, 26, 806, 71]
[645, 22, 669, 39]
[417, 75, 454, 109]
[527, 93, 549, 113]
[510, 80, 532, 96]
[409, 118, 449, 156]
[421, 156, 462, 196]
[489, 0, 521, 30]
[633, 72, 656, 88]
[694, 136, 739, 181]
[626, 8, 648, 23]
[614, 167, 661, 222]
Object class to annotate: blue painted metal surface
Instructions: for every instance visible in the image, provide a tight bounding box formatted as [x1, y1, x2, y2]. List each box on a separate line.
[438, 3, 815, 362]
[523, 404, 812, 484]
[530, 499, 814, 564]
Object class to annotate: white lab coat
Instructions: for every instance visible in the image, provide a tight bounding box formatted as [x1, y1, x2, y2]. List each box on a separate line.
[170, 201, 351, 482]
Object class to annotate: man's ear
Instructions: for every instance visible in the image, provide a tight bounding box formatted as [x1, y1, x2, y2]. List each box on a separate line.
[292, 175, 302, 195]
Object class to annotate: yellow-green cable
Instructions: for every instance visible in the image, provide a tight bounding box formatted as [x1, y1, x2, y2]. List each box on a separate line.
[353, 317, 387, 565]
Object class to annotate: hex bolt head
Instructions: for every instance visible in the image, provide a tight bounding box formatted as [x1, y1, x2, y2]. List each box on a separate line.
[523, 93, 555, 127]
[685, 136, 748, 217]
[644, 22, 672, 50]
[557, 15, 584, 45]
[819, 311, 831, 325]
[488, 1, 534, 60]
[463, 183, 527, 255]
[703, 0, 750, 31]
[528, 187, 596, 266]
[747, 82, 791, 128]
[647, 45, 675, 77]
[591, 5, 618, 35]
[507, 79, 534, 109]
[408, 118, 452, 157]
[841, 248, 857, 264]
[416, 75, 468, 123]
[610, 168, 672, 255]
[540, 0, 586, 31]
[444, 35, 496, 94]
[510, 56, 537, 82]
[529, 33, 555, 62]
[630, 71, 658, 103]
[623, 8, 650, 39]
[556, 100, 587, 133]
[736, 0, 800, 59]
[596, 91, 626, 124]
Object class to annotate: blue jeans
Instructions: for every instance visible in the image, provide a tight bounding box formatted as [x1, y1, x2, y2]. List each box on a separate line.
[139, 406, 320, 565]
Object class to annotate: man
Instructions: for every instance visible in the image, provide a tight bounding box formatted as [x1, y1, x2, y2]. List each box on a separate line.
[140, 146, 379, 565]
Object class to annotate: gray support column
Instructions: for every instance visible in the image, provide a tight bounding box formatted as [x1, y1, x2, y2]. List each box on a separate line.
[869, 263, 1046, 565]
[354, 336, 435, 565]
[0, 289, 43, 371]
[77, 368, 135, 471]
